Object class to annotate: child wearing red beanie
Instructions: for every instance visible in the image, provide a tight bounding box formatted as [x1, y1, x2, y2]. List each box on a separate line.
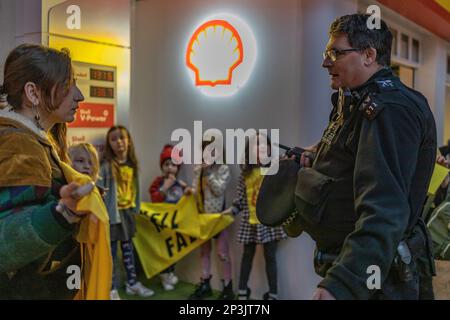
[148, 144, 193, 290]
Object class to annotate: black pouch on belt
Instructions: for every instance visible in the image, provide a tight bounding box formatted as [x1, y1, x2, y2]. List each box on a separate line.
[295, 167, 335, 225]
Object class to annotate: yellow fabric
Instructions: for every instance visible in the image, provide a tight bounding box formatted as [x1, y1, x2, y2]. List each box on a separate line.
[117, 165, 136, 209]
[244, 168, 266, 225]
[428, 164, 450, 195]
[59, 162, 112, 300]
[133, 195, 233, 279]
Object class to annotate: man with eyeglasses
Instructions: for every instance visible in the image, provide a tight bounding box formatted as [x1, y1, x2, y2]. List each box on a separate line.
[284, 14, 437, 300]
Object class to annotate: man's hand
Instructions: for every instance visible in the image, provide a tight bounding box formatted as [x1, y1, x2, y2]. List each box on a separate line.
[300, 151, 315, 167]
[299, 144, 319, 167]
[280, 143, 318, 166]
[312, 288, 336, 300]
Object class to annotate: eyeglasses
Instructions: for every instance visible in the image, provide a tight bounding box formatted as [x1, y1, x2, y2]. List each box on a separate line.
[322, 48, 361, 62]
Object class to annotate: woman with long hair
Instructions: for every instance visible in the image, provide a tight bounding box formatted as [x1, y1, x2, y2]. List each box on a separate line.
[0, 44, 87, 299]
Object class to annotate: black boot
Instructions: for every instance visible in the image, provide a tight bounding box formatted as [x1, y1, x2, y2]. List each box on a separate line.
[188, 277, 213, 300]
[263, 292, 278, 300]
[218, 280, 235, 300]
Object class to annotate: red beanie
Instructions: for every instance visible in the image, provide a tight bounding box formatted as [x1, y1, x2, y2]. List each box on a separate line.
[160, 144, 182, 167]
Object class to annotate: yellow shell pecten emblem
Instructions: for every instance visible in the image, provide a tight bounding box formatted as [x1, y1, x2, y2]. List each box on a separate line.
[185, 14, 257, 97]
[186, 19, 244, 87]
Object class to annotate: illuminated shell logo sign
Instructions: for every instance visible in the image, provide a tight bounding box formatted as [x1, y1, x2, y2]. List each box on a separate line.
[186, 14, 257, 97]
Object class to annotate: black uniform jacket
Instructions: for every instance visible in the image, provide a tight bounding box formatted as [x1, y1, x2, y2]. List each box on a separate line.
[295, 67, 437, 299]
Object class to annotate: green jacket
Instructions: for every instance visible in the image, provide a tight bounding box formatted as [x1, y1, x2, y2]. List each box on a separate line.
[0, 109, 78, 299]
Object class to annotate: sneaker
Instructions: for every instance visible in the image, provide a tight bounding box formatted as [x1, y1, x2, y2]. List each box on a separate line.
[160, 273, 175, 291]
[110, 289, 121, 300]
[218, 280, 235, 300]
[168, 272, 179, 285]
[125, 282, 155, 297]
[188, 276, 213, 300]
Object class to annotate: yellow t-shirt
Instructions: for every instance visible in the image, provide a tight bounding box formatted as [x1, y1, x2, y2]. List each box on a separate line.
[244, 167, 267, 225]
[117, 165, 136, 209]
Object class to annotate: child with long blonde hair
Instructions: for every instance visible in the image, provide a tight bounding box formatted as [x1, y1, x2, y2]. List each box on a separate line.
[99, 125, 153, 300]
[68, 143, 100, 181]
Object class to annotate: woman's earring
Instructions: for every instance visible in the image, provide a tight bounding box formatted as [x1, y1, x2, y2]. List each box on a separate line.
[0, 93, 8, 109]
[32, 103, 44, 130]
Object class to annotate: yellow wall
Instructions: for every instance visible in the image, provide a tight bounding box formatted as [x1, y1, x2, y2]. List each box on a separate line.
[49, 35, 130, 125]
[44, 0, 131, 125]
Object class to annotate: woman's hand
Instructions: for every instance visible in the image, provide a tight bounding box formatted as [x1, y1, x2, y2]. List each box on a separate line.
[58, 182, 93, 216]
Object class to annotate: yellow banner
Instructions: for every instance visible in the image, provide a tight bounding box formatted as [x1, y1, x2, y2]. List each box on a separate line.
[60, 162, 112, 300]
[133, 195, 234, 279]
[428, 164, 450, 195]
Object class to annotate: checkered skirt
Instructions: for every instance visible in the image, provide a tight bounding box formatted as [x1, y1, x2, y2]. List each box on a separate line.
[234, 174, 287, 244]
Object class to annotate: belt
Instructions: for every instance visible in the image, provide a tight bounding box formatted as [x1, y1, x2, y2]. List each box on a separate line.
[314, 229, 426, 270]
